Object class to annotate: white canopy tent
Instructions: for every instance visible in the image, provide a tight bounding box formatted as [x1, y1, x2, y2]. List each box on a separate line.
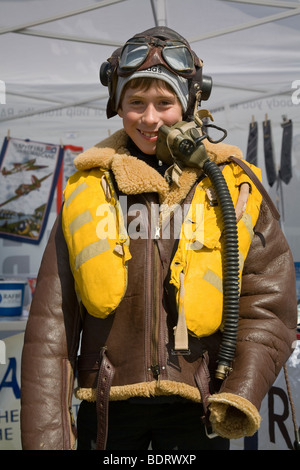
[1, 0, 300, 262]
[0, 0, 299, 452]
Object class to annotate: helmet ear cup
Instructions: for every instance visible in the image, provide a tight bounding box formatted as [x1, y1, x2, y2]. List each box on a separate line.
[99, 56, 120, 119]
[201, 75, 212, 101]
[100, 61, 111, 87]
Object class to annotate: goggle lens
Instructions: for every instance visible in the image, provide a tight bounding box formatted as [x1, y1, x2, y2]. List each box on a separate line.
[162, 45, 194, 73]
[119, 43, 149, 69]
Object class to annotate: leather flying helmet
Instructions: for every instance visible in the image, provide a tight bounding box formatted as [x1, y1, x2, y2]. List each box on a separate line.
[100, 26, 212, 120]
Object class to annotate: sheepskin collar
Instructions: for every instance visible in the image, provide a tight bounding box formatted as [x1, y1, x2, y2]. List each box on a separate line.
[74, 129, 243, 206]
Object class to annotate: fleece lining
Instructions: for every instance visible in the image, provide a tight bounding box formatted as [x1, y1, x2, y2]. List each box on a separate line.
[208, 392, 261, 438]
[74, 129, 243, 208]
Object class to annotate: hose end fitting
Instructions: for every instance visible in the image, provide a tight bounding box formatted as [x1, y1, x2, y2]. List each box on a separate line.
[215, 363, 233, 381]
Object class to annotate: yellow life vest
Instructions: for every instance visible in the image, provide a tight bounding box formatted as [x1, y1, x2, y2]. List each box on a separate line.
[170, 160, 263, 339]
[62, 161, 262, 337]
[62, 168, 131, 318]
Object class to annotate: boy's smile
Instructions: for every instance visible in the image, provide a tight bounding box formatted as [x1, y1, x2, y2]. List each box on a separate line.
[118, 82, 183, 155]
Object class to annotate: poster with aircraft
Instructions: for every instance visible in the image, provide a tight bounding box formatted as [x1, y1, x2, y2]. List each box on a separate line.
[0, 136, 64, 244]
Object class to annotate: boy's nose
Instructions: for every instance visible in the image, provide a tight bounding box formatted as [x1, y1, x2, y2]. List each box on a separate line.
[142, 104, 159, 125]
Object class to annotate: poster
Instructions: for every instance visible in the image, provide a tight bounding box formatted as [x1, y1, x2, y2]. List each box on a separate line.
[0, 136, 64, 244]
[56, 144, 83, 213]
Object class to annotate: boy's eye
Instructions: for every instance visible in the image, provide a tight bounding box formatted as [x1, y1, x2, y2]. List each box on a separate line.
[160, 100, 172, 106]
[129, 99, 143, 105]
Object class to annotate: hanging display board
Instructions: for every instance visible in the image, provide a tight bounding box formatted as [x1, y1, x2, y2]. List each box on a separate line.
[0, 136, 64, 244]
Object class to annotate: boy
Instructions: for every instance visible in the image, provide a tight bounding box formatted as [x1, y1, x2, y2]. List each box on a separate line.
[21, 27, 297, 450]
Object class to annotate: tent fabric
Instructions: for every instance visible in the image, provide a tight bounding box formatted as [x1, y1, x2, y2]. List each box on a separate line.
[1, 0, 300, 126]
[0, 0, 300, 263]
[0, 4, 299, 452]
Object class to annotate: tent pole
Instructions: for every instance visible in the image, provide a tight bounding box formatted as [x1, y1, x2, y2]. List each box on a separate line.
[224, 0, 299, 9]
[15, 29, 122, 47]
[150, 0, 159, 26]
[150, 0, 167, 26]
[156, 0, 167, 26]
[188, 7, 300, 42]
[0, 0, 128, 35]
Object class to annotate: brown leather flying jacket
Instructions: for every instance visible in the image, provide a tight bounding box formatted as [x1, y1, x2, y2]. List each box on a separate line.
[21, 130, 297, 450]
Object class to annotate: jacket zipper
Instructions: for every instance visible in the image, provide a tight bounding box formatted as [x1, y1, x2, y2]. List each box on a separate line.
[144, 183, 200, 384]
[143, 196, 162, 384]
[151, 236, 161, 384]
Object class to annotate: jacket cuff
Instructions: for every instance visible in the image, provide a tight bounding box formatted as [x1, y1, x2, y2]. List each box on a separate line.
[208, 392, 261, 439]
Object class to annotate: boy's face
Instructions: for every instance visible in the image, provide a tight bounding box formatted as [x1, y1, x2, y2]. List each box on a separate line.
[118, 81, 183, 155]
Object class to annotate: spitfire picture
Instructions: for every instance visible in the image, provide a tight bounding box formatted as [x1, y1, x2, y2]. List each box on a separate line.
[0, 204, 46, 238]
[0, 137, 64, 243]
[1, 158, 48, 176]
[0, 173, 52, 208]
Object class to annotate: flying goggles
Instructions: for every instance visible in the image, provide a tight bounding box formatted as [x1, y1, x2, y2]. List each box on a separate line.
[117, 36, 201, 78]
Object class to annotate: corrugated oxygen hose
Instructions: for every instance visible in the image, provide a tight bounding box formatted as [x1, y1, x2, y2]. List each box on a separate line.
[202, 159, 240, 380]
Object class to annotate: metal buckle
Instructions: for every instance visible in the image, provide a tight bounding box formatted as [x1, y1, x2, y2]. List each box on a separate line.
[205, 424, 218, 439]
[171, 348, 191, 356]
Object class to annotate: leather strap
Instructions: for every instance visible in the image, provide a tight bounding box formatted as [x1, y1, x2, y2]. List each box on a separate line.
[77, 349, 115, 450]
[194, 352, 211, 422]
[96, 347, 115, 450]
[194, 352, 217, 438]
[230, 156, 280, 221]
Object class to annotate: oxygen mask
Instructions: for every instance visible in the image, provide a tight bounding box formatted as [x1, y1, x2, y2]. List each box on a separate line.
[156, 109, 227, 168]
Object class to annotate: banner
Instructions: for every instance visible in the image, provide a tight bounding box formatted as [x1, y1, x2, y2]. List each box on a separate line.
[0, 136, 64, 244]
[0, 333, 23, 449]
[0, 331, 81, 450]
